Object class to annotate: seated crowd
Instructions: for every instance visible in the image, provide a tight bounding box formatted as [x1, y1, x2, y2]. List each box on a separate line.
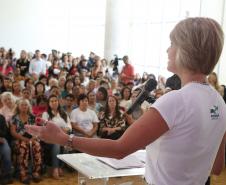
[0, 47, 225, 184]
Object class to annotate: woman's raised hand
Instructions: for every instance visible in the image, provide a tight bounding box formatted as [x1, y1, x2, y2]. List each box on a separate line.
[25, 119, 68, 145]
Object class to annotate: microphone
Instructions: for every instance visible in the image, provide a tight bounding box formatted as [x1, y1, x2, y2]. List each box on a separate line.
[127, 79, 157, 114]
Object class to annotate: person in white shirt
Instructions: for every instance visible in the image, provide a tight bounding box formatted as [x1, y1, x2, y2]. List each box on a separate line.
[26, 17, 226, 185]
[29, 50, 46, 81]
[70, 93, 99, 138]
[42, 94, 71, 179]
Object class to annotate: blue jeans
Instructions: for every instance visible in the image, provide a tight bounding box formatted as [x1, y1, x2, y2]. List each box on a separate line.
[51, 144, 61, 168]
[0, 138, 12, 175]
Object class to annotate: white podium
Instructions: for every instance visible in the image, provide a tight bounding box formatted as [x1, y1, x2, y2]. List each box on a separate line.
[57, 151, 146, 185]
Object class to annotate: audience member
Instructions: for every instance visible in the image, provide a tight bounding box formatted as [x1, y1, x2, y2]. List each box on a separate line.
[16, 50, 30, 76]
[120, 86, 132, 111]
[98, 95, 131, 139]
[42, 95, 72, 179]
[208, 72, 224, 96]
[0, 92, 16, 123]
[70, 94, 99, 138]
[119, 55, 135, 85]
[10, 99, 42, 184]
[29, 50, 46, 81]
[0, 114, 13, 184]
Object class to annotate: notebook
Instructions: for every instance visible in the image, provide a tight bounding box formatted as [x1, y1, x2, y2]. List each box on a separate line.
[97, 152, 145, 170]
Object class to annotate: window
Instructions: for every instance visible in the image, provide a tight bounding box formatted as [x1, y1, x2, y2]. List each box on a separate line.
[128, 0, 201, 77]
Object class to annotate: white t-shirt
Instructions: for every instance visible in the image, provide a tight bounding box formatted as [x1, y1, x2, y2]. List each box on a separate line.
[29, 58, 46, 75]
[145, 83, 226, 185]
[42, 112, 72, 131]
[120, 99, 132, 111]
[70, 108, 99, 136]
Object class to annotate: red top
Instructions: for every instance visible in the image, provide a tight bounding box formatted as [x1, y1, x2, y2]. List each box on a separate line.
[0, 66, 13, 75]
[120, 64, 135, 84]
[32, 105, 47, 117]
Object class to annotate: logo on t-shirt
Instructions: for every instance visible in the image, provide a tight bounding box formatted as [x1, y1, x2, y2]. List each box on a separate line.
[210, 105, 219, 120]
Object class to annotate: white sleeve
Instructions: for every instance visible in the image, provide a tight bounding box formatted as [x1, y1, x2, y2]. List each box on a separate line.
[29, 60, 33, 74]
[151, 91, 185, 129]
[66, 116, 72, 130]
[42, 61, 47, 74]
[42, 112, 49, 121]
[91, 110, 99, 123]
[70, 109, 77, 123]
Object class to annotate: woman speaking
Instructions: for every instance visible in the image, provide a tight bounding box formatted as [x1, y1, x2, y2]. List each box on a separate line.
[26, 17, 226, 185]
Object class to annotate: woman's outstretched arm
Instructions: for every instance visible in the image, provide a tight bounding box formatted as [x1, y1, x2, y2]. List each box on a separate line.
[26, 108, 169, 159]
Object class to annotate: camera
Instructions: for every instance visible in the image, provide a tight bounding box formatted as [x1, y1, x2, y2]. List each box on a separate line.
[110, 54, 122, 75]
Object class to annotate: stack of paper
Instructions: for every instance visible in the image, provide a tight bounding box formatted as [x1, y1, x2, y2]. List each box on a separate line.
[97, 151, 145, 170]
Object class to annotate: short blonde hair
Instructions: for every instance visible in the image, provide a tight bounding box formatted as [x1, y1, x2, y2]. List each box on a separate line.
[170, 17, 224, 75]
[1, 92, 15, 105]
[14, 98, 32, 115]
[49, 78, 59, 87]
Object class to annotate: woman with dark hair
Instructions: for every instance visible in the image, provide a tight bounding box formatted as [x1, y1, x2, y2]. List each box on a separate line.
[42, 95, 72, 179]
[87, 90, 102, 115]
[119, 86, 132, 111]
[32, 81, 46, 106]
[61, 79, 75, 99]
[0, 76, 12, 93]
[96, 86, 108, 107]
[73, 75, 81, 86]
[0, 58, 13, 76]
[12, 81, 22, 99]
[22, 88, 32, 102]
[34, 82, 45, 98]
[60, 54, 70, 71]
[69, 58, 79, 75]
[91, 57, 104, 79]
[72, 85, 80, 105]
[24, 78, 35, 97]
[63, 94, 77, 116]
[98, 95, 131, 140]
[39, 75, 48, 87]
[48, 58, 61, 78]
[70, 94, 99, 138]
[24, 78, 34, 88]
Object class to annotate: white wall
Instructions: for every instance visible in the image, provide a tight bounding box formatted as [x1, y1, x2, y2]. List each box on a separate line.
[0, 0, 106, 57]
